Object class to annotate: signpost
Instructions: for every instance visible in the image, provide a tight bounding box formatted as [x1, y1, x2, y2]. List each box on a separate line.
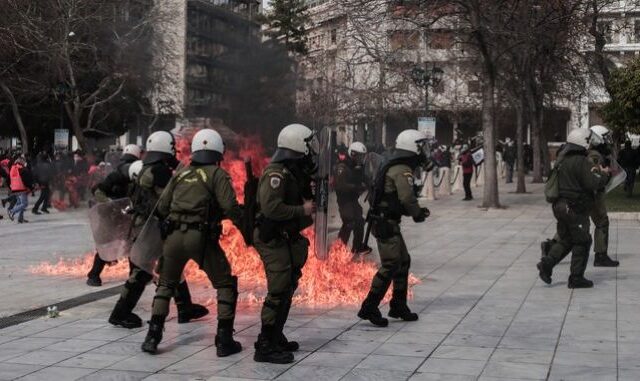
[54, 129, 69, 151]
[418, 117, 436, 139]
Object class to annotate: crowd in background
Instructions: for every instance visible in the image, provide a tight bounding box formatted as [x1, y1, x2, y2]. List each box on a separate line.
[0, 147, 126, 223]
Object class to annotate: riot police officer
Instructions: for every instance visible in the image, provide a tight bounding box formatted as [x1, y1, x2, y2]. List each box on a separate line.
[359, 129, 430, 327]
[537, 128, 611, 288]
[588, 125, 619, 267]
[141, 129, 244, 356]
[87, 144, 141, 287]
[108, 131, 208, 329]
[253, 124, 317, 364]
[335, 141, 371, 257]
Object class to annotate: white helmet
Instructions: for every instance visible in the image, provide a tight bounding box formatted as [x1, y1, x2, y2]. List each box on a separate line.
[122, 144, 142, 159]
[146, 131, 175, 155]
[277, 124, 318, 155]
[348, 142, 367, 157]
[395, 129, 428, 155]
[590, 125, 610, 145]
[567, 128, 596, 149]
[191, 129, 225, 164]
[128, 160, 143, 181]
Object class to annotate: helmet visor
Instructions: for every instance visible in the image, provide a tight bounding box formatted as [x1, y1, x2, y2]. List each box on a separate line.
[305, 132, 320, 156]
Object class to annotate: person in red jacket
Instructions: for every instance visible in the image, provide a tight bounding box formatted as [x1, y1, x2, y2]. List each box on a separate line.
[8, 156, 34, 223]
[458, 145, 474, 201]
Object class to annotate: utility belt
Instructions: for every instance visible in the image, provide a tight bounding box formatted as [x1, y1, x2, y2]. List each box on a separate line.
[256, 215, 301, 242]
[161, 219, 221, 239]
[367, 209, 401, 240]
[555, 196, 590, 214]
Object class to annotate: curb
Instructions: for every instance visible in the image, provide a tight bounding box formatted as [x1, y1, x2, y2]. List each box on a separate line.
[609, 212, 640, 220]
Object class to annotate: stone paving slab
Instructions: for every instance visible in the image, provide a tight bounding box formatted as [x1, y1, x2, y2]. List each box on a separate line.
[1, 181, 639, 380]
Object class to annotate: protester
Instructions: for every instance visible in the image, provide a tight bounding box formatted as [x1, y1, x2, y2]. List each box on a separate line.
[32, 152, 54, 215]
[503, 138, 516, 184]
[8, 156, 34, 223]
[459, 145, 474, 200]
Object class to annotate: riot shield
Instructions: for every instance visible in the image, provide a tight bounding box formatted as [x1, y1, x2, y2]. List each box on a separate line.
[606, 158, 627, 193]
[314, 127, 333, 260]
[363, 152, 385, 187]
[128, 215, 163, 274]
[88, 198, 133, 262]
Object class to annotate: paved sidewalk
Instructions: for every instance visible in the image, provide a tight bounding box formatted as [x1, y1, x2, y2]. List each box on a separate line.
[1, 182, 639, 380]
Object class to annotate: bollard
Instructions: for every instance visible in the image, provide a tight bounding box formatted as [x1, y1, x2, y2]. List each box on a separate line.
[452, 165, 463, 192]
[475, 163, 485, 187]
[438, 167, 452, 197]
[421, 170, 437, 200]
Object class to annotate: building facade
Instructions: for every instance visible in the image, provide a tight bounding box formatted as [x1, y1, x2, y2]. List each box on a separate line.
[298, 0, 640, 147]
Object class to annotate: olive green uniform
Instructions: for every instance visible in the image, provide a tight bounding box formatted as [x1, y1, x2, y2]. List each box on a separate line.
[587, 149, 609, 255]
[369, 164, 423, 300]
[541, 147, 610, 277]
[335, 160, 366, 251]
[151, 165, 243, 320]
[254, 163, 312, 330]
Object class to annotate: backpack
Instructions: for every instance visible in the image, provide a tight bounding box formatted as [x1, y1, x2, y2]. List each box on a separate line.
[544, 161, 562, 203]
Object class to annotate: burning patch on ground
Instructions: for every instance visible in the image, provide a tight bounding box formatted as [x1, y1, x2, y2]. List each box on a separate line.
[31, 130, 420, 307]
[30, 224, 420, 307]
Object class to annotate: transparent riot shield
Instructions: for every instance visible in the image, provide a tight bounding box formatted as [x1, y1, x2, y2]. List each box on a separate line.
[363, 152, 385, 187]
[128, 215, 163, 274]
[88, 198, 133, 262]
[606, 158, 627, 193]
[314, 127, 333, 260]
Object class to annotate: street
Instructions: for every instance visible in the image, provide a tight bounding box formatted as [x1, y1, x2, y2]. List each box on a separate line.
[0, 182, 639, 380]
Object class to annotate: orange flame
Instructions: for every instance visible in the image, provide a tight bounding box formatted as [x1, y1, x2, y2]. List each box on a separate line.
[30, 131, 421, 307]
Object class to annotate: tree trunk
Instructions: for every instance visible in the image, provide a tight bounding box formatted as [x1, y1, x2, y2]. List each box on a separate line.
[481, 77, 500, 208]
[66, 100, 89, 152]
[516, 93, 527, 193]
[376, 62, 385, 146]
[538, 107, 550, 177]
[0, 81, 29, 154]
[526, 85, 543, 183]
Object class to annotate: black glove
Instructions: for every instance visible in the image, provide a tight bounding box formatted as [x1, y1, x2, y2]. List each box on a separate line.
[413, 207, 430, 223]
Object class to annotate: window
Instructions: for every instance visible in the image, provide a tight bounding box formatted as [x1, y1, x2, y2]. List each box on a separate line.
[634, 19, 640, 43]
[389, 30, 420, 50]
[433, 81, 445, 94]
[428, 31, 454, 50]
[467, 80, 480, 95]
[331, 28, 337, 44]
[597, 21, 614, 44]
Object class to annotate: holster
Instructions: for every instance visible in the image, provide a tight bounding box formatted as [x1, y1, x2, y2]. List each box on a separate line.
[371, 214, 397, 240]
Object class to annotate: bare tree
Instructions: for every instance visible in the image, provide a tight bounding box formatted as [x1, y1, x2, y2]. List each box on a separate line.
[0, 0, 178, 152]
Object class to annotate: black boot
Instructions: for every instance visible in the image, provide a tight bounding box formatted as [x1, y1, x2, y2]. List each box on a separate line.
[108, 299, 143, 329]
[253, 326, 294, 364]
[215, 319, 242, 357]
[594, 253, 619, 267]
[108, 280, 146, 329]
[86, 253, 105, 287]
[388, 290, 418, 321]
[274, 299, 299, 352]
[175, 281, 209, 324]
[357, 291, 389, 327]
[536, 261, 553, 285]
[141, 315, 165, 354]
[540, 239, 554, 258]
[568, 275, 594, 289]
